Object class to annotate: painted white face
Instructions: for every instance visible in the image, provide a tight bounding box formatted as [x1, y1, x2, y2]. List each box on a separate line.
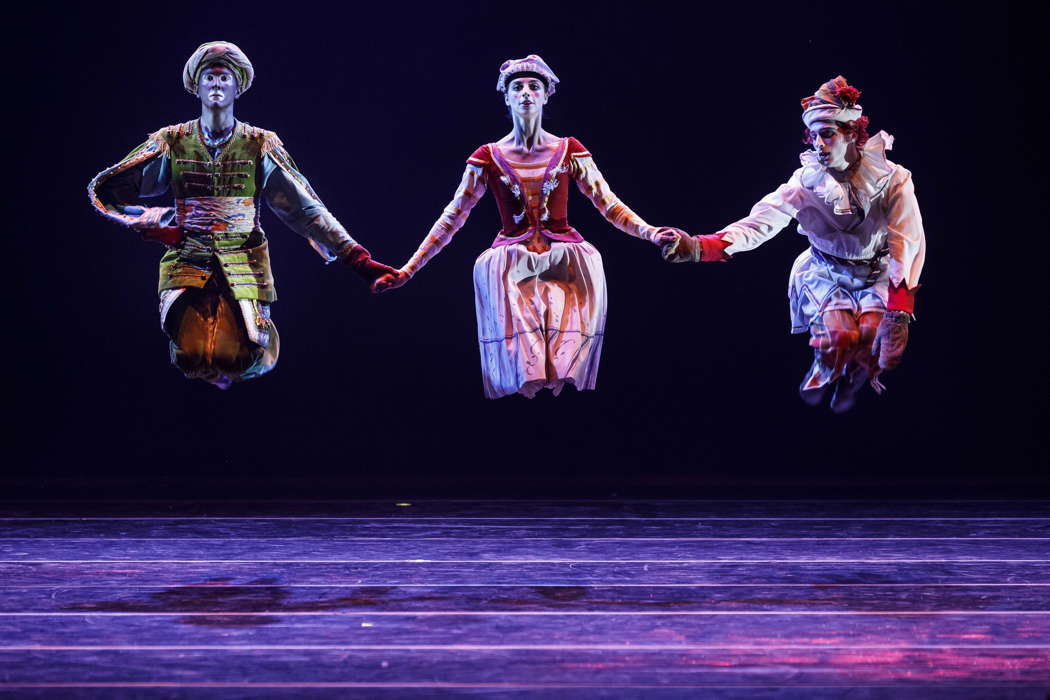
[197, 65, 238, 109]
[809, 122, 855, 170]
[504, 76, 547, 117]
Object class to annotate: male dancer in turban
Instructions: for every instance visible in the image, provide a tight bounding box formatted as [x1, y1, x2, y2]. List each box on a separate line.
[664, 76, 925, 412]
[89, 41, 395, 388]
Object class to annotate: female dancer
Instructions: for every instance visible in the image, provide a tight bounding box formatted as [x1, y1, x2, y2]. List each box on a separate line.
[374, 55, 683, 398]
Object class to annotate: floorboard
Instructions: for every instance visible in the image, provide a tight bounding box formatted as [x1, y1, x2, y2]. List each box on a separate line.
[5, 561, 1050, 585]
[4, 538, 1047, 561]
[0, 687, 1045, 700]
[4, 519, 1048, 538]
[2, 584, 1047, 613]
[4, 611, 1049, 645]
[2, 648, 1048, 684]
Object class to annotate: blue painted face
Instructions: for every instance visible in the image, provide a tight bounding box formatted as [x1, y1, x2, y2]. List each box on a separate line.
[196, 66, 239, 109]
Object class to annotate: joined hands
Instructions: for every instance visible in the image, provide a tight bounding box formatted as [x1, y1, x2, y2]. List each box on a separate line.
[651, 227, 684, 248]
[371, 269, 411, 294]
[661, 230, 731, 263]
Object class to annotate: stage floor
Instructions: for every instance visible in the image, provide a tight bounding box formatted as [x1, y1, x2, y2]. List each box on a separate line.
[0, 499, 1047, 698]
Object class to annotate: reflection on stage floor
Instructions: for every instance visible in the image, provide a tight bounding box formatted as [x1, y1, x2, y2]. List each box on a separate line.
[1, 499, 1047, 698]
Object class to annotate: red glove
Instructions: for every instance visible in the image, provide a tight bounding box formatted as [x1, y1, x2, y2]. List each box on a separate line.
[662, 232, 732, 263]
[140, 226, 185, 246]
[342, 244, 398, 283]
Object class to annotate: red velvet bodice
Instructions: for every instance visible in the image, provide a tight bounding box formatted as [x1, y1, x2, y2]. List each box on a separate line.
[466, 137, 590, 248]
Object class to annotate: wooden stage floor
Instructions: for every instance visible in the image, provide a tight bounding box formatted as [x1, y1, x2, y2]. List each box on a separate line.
[0, 499, 1047, 698]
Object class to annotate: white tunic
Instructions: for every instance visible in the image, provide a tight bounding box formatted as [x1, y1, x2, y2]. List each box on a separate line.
[718, 131, 926, 332]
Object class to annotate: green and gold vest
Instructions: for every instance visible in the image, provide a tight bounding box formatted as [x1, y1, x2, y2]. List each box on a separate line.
[157, 121, 276, 302]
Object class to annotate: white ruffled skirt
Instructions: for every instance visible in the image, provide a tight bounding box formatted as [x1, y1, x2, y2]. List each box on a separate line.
[473, 241, 607, 399]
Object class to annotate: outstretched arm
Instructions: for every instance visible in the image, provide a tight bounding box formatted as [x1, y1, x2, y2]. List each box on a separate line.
[572, 150, 679, 246]
[261, 149, 395, 283]
[373, 163, 488, 292]
[88, 140, 180, 244]
[664, 170, 803, 263]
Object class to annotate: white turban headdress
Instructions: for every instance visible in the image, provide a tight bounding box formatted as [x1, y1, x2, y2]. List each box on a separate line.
[801, 75, 863, 128]
[183, 41, 255, 96]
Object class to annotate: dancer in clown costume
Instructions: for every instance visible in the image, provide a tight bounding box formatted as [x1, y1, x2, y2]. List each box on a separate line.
[663, 76, 926, 412]
[88, 41, 395, 388]
[373, 55, 685, 399]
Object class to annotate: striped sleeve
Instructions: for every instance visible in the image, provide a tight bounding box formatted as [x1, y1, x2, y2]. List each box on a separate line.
[570, 138, 661, 242]
[400, 162, 489, 277]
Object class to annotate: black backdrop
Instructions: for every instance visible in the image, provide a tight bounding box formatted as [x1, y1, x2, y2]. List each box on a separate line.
[8, 1, 1046, 496]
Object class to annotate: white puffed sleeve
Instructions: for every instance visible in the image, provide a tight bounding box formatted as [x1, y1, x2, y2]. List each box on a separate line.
[719, 168, 805, 254]
[883, 167, 926, 289]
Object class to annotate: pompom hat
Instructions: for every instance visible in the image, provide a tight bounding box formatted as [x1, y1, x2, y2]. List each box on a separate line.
[496, 55, 560, 95]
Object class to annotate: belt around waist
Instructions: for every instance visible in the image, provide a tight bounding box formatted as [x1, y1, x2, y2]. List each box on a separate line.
[175, 196, 256, 234]
[811, 246, 888, 267]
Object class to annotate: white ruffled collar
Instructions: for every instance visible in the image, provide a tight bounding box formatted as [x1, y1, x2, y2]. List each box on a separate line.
[799, 130, 896, 215]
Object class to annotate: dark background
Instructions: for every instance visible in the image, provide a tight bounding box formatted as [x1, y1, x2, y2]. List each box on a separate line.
[8, 1, 1046, 497]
